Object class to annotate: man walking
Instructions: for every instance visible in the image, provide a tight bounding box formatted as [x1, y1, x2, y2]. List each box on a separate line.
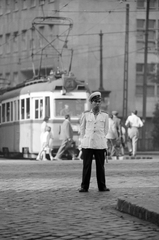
[54, 114, 74, 160]
[125, 110, 144, 158]
[79, 92, 110, 192]
[111, 111, 122, 159]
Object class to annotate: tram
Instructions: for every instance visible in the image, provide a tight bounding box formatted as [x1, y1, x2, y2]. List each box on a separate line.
[0, 73, 90, 159]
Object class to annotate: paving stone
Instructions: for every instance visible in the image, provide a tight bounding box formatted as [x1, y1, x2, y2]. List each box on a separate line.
[0, 158, 159, 239]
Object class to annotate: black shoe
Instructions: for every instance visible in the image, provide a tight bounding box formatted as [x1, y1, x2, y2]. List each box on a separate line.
[99, 187, 110, 192]
[79, 188, 88, 192]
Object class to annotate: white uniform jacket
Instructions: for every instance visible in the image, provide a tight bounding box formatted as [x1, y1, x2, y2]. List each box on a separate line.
[80, 110, 109, 149]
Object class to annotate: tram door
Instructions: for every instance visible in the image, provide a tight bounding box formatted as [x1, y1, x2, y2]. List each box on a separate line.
[32, 97, 50, 152]
[32, 98, 44, 152]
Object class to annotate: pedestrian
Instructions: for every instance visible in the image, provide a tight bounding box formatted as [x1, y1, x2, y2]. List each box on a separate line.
[120, 122, 126, 157]
[106, 113, 118, 159]
[125, 110, 144, 158]
[79, 91, 110, 192]
[40, 126, 54, 161]
[36, 116, 50, 160]
[54, 114, 74, 160]
[111, 111, 122, 159]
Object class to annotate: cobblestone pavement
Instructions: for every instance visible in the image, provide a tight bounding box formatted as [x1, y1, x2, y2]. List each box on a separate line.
[0, 157, 159, 240]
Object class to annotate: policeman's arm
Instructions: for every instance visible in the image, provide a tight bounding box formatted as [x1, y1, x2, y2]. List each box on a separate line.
[80, 112, 86, 138]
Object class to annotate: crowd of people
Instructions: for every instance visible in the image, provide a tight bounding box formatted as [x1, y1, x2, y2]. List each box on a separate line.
[36, 91, 144, 192]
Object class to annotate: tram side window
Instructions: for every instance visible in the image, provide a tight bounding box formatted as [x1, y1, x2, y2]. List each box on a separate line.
[21, 99, 25, 120]
[45, 97, 50, 118]
[18, 100, 20, 120]
[35, 98, 44, 119]
[7, 102, 10, 122]
[11, 102, 13, 121]
[14, 100, 20, 121]
[40, 99, 43, 118]
[2, 103, 5, 122]
[0, 106, 1, 124]
[35, 99, 39, 119]
[26, 98, 30, 119]
[14, 100, 16, 121]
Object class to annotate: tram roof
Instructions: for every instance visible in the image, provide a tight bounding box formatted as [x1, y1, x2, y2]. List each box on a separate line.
[0, 79, 64, 102]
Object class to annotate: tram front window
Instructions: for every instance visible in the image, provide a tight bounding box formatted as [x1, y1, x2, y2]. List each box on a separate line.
[55, 99, 85, 117]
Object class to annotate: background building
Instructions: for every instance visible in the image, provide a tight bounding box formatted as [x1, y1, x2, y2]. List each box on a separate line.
[0, 0, 159, 149]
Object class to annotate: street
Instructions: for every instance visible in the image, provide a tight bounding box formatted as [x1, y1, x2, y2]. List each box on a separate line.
[0, 157, 159, 240]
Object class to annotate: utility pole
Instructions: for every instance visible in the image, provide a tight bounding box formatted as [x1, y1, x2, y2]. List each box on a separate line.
[96, 30, 110, 111]
[99, 30, 104, 91]
[142, 0, 150, 150]
[122, 4, 129, 120]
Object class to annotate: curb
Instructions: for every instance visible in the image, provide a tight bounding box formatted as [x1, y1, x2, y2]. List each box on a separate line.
[116, 198, 159, 227]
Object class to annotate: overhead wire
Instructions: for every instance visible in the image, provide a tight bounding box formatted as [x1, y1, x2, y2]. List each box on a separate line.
[0, 0, 158, 69]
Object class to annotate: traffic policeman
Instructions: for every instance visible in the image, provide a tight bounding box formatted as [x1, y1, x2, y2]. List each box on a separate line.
[79, 92, 110, 192]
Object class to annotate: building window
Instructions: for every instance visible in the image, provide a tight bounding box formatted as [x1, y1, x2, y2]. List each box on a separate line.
[149, 0, 157, 9]
[13, 32, 18, 53]
[13, 0, 18, 11]
[39, 26, 44, 48]
[0, 35, 3, 55]
[137, 0, 158, 9]
[0, 0, 3, 15]
[22, 0, 27, 9]
[30, 28, 35, 50]
[39, 0, 45, 5]
[147, 85, 155, 96]
[5, 73, 10, 83]
[136, 63, 158, 97]
[5, 34, 11, 54]
[30, 0, 36, 8]
[136, 85, 155, 97]
[136, 19, 156, 52]
[137, 0, 145, 9]
[13, 72, 19, 85]
[22, 30, 27, 51]
[6, 0, 11, 13]
[136, 75, 143, 84]
[49, 25, 54, 44]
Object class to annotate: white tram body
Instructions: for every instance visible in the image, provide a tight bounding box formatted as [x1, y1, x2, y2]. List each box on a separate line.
[0, 77, 90, 158]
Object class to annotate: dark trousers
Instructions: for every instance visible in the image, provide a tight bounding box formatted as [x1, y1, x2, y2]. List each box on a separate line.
[81, 148, 106, 190]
